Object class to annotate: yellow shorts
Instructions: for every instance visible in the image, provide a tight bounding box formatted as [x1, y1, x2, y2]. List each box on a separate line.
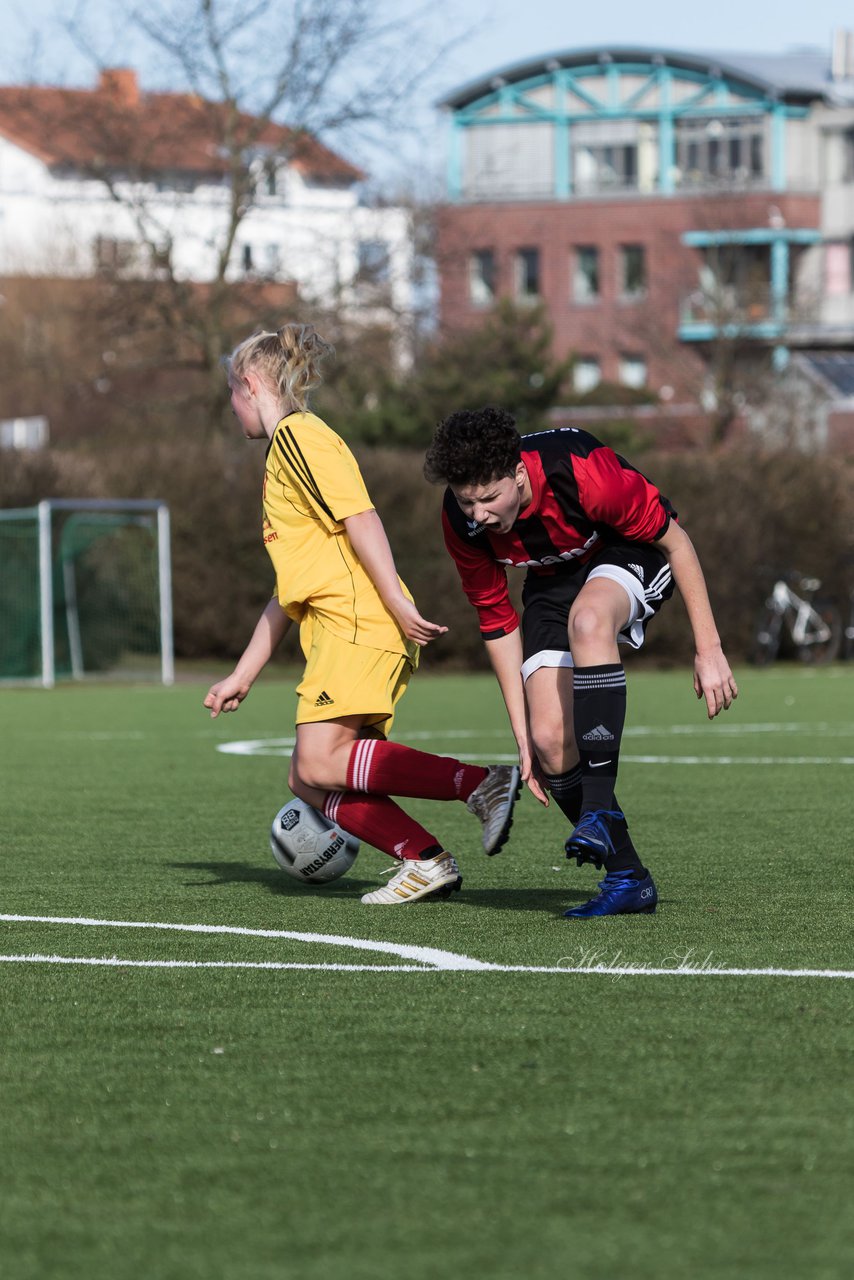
[295, 617, 416, 737]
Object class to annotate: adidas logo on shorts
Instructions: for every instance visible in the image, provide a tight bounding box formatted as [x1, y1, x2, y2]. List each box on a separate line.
[315, 691, 335, 707]
[628, 563, 645, 581]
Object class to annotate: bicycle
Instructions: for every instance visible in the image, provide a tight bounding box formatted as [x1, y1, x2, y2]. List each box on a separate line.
[750, 572, 842, 666]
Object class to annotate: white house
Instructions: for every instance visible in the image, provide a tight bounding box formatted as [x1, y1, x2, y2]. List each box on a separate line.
[0, 69, 414, 320]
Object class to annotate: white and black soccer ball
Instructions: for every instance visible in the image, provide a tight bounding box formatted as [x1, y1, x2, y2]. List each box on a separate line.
[270, 798, 360, 885]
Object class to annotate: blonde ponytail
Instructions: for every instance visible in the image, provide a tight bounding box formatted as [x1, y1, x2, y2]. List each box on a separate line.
[226, 322, 334, 412]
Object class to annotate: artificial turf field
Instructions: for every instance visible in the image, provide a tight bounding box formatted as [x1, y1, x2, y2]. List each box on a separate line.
[1, 665, 852, 1280]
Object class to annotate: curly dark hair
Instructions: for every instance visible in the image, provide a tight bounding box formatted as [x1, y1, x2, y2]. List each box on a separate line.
[423, 407, 522, 486]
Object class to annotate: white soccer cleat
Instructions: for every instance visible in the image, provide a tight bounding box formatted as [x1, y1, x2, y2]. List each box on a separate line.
[466, 765, 521, 855]
[360, 852, 462, 905]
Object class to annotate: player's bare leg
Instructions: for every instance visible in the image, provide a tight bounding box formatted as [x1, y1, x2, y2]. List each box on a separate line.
[293, 718, 519, 856]
[289, 716, 461, 902]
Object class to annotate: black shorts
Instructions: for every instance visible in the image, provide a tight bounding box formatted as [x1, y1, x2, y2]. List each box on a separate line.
[520, 541, 674, 668]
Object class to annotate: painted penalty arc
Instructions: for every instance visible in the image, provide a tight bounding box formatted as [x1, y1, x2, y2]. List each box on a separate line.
[1, 915, 851, 980]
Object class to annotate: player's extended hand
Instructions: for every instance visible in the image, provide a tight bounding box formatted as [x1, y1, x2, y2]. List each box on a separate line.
[693, 647, 738, 720]
[392, 598, 449, 647]
[204, 674, 250, 718]
[518, 739, 549, 806]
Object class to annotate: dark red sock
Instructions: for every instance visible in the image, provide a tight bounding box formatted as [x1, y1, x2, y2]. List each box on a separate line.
[346, 739, 486, 801]
[323, 790, 442, 861]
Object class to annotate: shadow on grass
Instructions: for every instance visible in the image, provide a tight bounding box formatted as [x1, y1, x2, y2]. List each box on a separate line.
[169, 859, 374, 897]
[168, 859, 623, 912]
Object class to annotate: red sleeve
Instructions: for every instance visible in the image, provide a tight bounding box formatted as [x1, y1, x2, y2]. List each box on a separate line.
[441, 508, 519, 640]
[575, 447, 672, 542]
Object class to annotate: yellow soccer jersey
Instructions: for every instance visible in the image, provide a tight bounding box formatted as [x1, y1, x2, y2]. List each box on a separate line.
[263, 411, 415, 658]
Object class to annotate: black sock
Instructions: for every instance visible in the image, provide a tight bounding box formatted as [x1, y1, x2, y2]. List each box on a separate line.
[573, 663, 626, 813]
[546, 767, 646, 879]
[573, 665, 646, 879]
[605, 802, 647, 880]
[542, 764, 582, 824]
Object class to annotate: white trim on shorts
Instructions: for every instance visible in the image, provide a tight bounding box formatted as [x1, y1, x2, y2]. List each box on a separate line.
[520, 563, 665, 682]
[521, 649, 574, 683]
[586, 564, 647, 648]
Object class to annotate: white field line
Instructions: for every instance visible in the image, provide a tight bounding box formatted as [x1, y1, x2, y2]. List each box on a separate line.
[216, 723, 854, 765]
[1, 955, 853, 979]
[614, 755, 854, 766]
[0, 955, 428, 973]
[0, 913, 493, 971]
[422, 755, 854, 766]
[52, 724, 854, 749]
[1, 915, 851, 980]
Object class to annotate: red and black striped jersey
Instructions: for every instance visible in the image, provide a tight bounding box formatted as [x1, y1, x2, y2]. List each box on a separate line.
[441, 427, 676, 639]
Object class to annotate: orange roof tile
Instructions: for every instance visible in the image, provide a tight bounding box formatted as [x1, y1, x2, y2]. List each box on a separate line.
[0, 71, 363, 183]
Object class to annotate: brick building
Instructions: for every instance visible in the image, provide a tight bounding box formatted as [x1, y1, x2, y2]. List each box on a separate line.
[436, 38, 854, 443]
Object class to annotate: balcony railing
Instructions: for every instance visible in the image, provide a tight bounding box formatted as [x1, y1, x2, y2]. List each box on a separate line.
[680, 284, 787, 340]
[679, 284, 827, 342]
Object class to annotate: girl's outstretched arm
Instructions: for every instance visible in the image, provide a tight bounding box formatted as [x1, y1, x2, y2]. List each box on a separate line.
[204, 597, 292, 717]
[343, 509, 448, 647]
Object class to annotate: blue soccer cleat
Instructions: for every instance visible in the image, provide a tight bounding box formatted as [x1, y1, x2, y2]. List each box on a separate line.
[563, 870, 658, 918]
[565, 808, 624, 868]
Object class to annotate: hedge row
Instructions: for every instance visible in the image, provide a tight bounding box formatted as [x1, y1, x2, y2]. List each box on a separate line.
[3, 439, 853, 670]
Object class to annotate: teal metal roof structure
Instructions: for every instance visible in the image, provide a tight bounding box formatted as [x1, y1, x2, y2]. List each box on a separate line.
[439, 45, 854, 109]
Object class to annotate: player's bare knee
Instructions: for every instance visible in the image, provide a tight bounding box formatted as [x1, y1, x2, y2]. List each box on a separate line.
[530, 716, 578, 773]
[530, 725, 566, 776]
[568, 603, 611, 649]
[287, 757, 304, 793]
[288, 773, 316, 804]
[292, 757, 330, 790]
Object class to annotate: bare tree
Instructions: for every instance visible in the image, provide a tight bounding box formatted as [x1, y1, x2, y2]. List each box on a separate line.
[7, 0, 465, 429]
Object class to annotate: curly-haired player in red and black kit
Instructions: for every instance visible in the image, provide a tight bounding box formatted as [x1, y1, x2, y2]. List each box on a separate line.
[424, 407, 737, 919]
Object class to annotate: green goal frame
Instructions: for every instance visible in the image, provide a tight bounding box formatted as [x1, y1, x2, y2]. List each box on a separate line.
[0, 499, 174, 687]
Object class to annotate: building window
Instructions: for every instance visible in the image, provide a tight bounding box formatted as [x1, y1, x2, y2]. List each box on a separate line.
[241, 244, 254, 274]
[699, 243, 771, 318]
[515, 247, 540, 299]
[843, 129, 854, 182]
[469, 249, 496, 306]
[619, 244, 646, 298]
[573, 357, 601, 394]
[156, 172, 196, 194]
[357, 240, 391, 285]
[572, 119, 654, 195]
[252, 155, 285, 199]
[573, 246, 600, 302]
[264, 244, 281, 276]
[464, 122, 555, 201]
[825, 242, 852, 296]
[93, 236, 137, 274]
[675, 115, 765, 188]
[618, 354, 647, 388]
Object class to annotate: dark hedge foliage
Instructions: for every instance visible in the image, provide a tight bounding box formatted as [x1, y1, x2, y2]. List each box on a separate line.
[3, 440, 853, 670]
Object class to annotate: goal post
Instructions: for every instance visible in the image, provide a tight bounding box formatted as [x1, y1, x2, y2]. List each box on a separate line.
[0, 499, 174, 687]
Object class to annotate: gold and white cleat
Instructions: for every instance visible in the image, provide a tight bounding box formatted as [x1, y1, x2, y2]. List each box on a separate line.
[360, 852, 462, 905]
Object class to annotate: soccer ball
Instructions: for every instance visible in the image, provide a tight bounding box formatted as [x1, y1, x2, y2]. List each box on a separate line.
[270, 797, 360, 885]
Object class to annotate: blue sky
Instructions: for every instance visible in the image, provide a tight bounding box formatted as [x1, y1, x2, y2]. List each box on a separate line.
[5, 0, 853, 189]
[8, 0, 851, 92]
[438, 0, 852, 90]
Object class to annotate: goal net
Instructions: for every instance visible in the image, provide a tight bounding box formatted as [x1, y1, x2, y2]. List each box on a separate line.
[0, 500, 174, 686]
